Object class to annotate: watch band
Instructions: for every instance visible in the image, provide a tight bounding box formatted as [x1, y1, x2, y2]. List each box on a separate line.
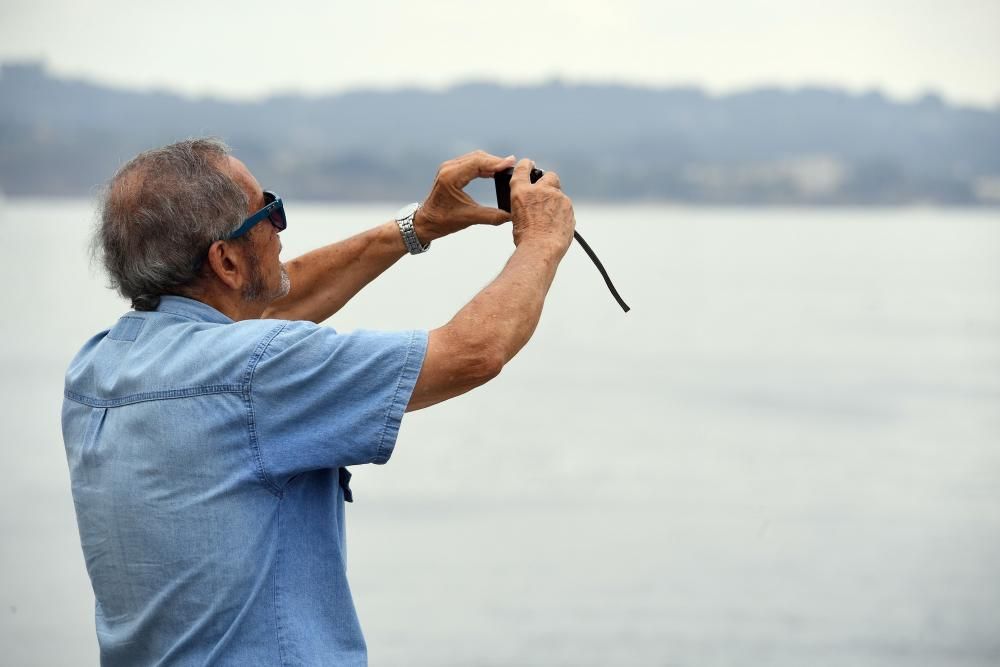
[395, 202, 430, 255]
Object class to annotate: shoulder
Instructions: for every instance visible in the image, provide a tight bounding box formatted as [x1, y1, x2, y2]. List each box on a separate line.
[257, 322, 427, 366]
[250, 323, 428, 392]
[250, 318, 331, 366]
[64, 313, 293, 400]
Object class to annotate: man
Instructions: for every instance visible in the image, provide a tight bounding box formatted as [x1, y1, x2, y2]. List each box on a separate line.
[62, 138, 575, 665]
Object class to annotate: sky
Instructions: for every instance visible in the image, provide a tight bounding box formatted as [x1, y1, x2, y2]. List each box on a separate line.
[2, 0, 999, 108]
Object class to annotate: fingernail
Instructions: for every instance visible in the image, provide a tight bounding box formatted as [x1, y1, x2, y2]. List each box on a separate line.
[505, 155, 515, 161]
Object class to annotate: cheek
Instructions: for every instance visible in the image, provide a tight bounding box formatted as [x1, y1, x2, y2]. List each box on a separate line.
[260, 230, 281, 258]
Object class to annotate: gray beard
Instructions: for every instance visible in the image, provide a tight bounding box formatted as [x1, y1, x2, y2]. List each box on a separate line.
[276, 265, 291, 299]
[242, 261, 291, 304]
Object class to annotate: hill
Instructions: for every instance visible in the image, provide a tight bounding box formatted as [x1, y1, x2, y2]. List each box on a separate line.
[2, 62, 999, 204]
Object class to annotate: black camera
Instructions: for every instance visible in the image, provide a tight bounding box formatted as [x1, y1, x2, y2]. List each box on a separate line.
[493, 167, 544, 213]
[492, 164, 629, 312]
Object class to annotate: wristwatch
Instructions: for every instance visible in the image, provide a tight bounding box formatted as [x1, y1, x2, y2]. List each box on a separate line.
[395, 202, 431, 255]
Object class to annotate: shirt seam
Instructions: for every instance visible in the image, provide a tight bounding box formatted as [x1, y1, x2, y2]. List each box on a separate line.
[243, 322, 290, 497]
[63, 384, 243, 408]
[273, 492, 288, 667]
[154, 308, 203, 322]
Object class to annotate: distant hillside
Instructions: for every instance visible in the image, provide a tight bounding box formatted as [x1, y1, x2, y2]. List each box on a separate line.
[2, 62, 999, 204]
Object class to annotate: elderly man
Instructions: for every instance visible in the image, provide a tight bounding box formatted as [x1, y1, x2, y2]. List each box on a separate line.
[62, 138, 575, 665]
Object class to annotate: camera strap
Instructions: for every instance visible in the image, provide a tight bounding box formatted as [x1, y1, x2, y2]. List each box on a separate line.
[573, 231, 630, 313]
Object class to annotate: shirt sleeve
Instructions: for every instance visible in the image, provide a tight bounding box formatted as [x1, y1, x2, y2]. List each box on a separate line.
[249, 321, 427, 484]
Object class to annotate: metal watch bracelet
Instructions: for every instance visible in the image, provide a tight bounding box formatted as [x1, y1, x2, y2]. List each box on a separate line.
[395, 202, 430, 255]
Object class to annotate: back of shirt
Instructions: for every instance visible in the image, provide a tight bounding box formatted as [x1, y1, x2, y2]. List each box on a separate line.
[61, 296, 427, 666]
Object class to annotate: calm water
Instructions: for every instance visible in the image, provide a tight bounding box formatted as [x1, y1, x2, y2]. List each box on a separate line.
[1, 200, 998, 666]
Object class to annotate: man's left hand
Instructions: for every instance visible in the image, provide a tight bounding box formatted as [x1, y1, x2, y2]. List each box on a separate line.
[413, 151, 516, 243]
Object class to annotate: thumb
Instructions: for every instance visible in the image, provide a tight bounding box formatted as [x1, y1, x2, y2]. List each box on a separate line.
[511, 158, 534, 183]
[491, 154, 517, 174]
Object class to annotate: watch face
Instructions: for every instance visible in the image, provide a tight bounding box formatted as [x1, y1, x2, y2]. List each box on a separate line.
[395, 202, 419, 221]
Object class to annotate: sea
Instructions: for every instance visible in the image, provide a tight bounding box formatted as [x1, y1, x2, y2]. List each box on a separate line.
[1, 200, 998, 666]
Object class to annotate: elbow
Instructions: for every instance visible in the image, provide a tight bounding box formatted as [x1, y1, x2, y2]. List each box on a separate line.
[474, 348, 505, 385]
[458, 342, 504, 388]
[424, 324, 506, 403]
[410, 328, 506, 412]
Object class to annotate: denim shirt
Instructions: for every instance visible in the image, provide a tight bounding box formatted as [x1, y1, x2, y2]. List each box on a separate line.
[61, 296, 427, 666]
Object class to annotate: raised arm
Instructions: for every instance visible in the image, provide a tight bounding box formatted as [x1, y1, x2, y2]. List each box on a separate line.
[407, 160, 576, 411]
[262, 152, 516, 323]
[261, 221, 406, 323]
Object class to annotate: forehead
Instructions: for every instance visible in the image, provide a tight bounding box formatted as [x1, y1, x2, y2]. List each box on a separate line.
[226, 156, 263, 208]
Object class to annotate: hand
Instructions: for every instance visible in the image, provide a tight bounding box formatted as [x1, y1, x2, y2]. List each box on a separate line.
[413, 151, 516, 243]
[509, 159, 575, 251]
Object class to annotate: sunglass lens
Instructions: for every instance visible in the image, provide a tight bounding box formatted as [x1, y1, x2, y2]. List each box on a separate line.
[270, 207, 287, 231]
[262, 191, 286, 231]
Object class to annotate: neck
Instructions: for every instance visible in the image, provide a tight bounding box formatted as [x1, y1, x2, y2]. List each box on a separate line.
[184, 284, 267, 322]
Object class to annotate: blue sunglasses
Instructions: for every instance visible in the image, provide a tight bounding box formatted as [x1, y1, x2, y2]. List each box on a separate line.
[226, 191, 286, 240]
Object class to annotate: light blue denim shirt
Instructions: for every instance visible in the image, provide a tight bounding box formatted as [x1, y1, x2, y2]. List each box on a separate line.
[61, 296, 427, 666]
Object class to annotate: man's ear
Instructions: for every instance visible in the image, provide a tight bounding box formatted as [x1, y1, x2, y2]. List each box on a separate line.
[204, 240, 247, 292]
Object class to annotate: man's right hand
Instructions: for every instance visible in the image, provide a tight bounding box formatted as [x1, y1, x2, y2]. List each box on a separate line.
[407, 159, 578, 412]
[509, 159, 576, 252]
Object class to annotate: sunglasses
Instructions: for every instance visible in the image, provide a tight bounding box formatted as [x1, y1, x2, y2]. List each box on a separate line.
[226, 191, 286, 240]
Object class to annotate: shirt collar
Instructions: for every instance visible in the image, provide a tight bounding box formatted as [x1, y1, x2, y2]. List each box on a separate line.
[155, 295, 234, 324]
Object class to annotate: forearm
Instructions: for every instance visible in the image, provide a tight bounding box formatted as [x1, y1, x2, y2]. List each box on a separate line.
[262, 221, 406, 323]
[405, 237, 568, 411]
[452, 237, 568, 366]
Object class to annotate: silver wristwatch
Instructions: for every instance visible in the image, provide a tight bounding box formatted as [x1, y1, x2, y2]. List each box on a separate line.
[394, 202, 431, 255]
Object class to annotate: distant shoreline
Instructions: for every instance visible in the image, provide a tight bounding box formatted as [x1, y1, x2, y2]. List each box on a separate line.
[4, 62, 999, 206]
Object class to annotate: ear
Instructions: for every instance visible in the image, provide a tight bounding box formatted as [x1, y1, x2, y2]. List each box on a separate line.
[204, 240, 249, 292]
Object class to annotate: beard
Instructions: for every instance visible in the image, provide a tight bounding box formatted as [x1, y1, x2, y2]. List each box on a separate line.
[277, 265, 291, 298]
[242, 247, 291, 304]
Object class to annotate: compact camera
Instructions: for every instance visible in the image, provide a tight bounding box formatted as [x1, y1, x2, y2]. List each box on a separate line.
[493, 167, 544, 212]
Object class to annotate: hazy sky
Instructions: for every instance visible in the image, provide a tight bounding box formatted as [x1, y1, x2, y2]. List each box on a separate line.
[2, 0, 998, 107]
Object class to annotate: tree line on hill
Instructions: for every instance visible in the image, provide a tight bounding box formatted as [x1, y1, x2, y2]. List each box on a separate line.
[2, 62, 999, 205]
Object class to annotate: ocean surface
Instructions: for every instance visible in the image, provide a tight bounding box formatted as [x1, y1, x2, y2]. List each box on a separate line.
[1, 200, 998, 666]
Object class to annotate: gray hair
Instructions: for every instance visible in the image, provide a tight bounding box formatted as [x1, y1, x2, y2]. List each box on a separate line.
[93, 138, 249, 311]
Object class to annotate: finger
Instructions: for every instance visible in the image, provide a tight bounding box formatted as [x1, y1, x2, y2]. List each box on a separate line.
[537, 170, 561, 190]
[476, 206, 512, 226]
[511, 158, 534, 186]
[466, 150, 516, 173]
[451, 149, 501, 165]
[450, 151, 517, 187]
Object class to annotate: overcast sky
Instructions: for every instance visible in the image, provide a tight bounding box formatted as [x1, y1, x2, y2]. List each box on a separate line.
[2, 0, 998, 107]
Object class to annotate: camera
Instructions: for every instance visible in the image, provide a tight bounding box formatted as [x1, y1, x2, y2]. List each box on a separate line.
[494, 167, 544, 213]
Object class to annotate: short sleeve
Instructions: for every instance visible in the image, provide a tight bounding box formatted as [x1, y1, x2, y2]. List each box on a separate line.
[250, 321, 427, 484]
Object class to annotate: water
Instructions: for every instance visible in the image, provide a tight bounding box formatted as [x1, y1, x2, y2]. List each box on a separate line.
[1, 200, 998, 666]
